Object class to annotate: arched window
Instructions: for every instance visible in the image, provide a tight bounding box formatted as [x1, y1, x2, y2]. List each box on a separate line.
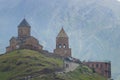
[63, 44, 66, 48]
[58, 44, 62, 48]
[96, 64, 99, 68]
[100, 64, 102, 68]
[91, 64, 94, 67]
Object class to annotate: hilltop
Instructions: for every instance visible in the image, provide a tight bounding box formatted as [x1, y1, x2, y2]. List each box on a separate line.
[0, 49, 107, 80]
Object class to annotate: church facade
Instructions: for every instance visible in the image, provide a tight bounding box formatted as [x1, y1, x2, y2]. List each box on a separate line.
[6, 19, 43, 52]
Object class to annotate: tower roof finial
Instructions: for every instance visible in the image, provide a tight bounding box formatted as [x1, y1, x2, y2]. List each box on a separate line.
[57, 27, 68, 38]
[18, 18, 31, 27]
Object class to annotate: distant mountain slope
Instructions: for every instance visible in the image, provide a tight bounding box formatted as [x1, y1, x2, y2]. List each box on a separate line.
[0, 49, 106, 80]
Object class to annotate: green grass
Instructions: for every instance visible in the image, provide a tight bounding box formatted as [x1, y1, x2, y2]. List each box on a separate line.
[0, 49, 107, 80]
[0, 49, 63, 80]
[54, 65, 107, 80]
[30, 65, 107, 80]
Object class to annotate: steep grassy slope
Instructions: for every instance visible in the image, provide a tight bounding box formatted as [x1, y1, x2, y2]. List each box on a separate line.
[0, 49, 63, 80]
[0, 49, 107, 80]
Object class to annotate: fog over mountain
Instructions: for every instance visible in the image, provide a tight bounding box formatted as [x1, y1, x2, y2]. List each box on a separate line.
[0, 0, 120, 79]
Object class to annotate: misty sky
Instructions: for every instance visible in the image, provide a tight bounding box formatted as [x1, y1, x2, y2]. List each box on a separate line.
[0, 0, 120, 79]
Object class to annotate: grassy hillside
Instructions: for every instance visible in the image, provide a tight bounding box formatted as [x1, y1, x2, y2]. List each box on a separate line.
[31, 65, 107, 80]
[0, 49, 107, 80]
[0, 49, 63, 80]
[56, 66, 107, 80]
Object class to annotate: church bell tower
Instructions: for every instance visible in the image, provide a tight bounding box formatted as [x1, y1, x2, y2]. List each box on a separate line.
[54, 28, 71, 57]
[18, 18, 31, 38]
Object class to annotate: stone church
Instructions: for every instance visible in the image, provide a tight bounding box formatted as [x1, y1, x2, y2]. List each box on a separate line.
[6, 19, 111, 79]
[6, 18, 43, 52]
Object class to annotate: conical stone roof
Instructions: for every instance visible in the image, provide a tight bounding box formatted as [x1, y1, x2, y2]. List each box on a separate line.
[18, 18, 31, 27]
[57, 28, 68, 38]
